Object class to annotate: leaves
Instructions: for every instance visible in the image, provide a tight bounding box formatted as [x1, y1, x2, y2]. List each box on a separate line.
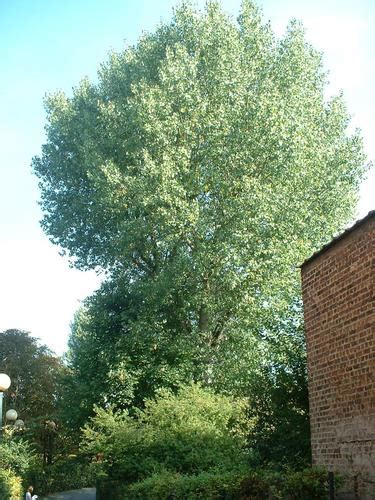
[33, 0, 367, 464]
[0, 330, 65, 422]
[81, 384, 250, 480]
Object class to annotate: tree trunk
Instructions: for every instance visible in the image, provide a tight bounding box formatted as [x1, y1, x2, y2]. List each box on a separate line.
[198, 305, 209, 332]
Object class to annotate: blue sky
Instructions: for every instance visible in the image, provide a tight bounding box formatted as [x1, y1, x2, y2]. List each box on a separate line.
[0, 0, 374, 353]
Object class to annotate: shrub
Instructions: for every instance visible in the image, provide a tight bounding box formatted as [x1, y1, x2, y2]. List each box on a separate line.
[0, 438, 35, 476]
[238, 470, 283, 499]
[96, 477, 129, 500]
[25, 456, 102, 496]
[97, 466, 332, 499]
[282, 467, 329, 499]
[81, 384, 251, 482]
[126, 469, 246, 499]
[0, 469, 22, 500]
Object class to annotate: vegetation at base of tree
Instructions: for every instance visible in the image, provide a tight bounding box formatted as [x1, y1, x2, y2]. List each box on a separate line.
[81, 384, 251, 482]
[0, 436, 37, 500]
[83, 384, 332, 499]
[0, 330, 68, 497]
[24, 456, 102, 497]
[245, 307, 311, 468]
[97, 467, 332, 499]
[0, 437, 35, 476]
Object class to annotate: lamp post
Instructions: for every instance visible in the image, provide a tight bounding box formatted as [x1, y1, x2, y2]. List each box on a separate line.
[15, 419, 25, 429]
[0, 373, 11, 429]
[6, 409, 18, 424]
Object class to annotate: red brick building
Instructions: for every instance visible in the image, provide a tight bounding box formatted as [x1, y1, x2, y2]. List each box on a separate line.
[301, 211, 374, 498]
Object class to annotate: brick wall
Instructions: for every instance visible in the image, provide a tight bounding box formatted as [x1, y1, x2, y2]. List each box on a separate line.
[301, 213, 374, 498]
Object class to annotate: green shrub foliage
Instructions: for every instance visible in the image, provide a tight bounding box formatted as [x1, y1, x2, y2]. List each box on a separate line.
[25, 456, 101, 496]
[282, 467, 330, 499]
[97, 467, 331, 499]
[81, 384, 250, 482]
[126, 470, 245, 499]
[0, 469, 22, 500]
[0, 438, 34, 477]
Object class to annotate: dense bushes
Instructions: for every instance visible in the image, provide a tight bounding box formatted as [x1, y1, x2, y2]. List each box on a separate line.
[125, 470, 244, 499]
[82, 384, 251, 483]
[0, 437, 36, 499]
[0, 438, 34, 476]
[25, 456, 101, 496]
[97, 467, 331, 499]
[282, 467, 332, 499]
[84, 384, 331, 499]
[0, 469, 22, 500]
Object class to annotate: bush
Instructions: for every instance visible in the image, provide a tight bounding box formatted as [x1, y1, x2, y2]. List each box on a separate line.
[25, 456, 102, 496]
[238, 470, 283, 499]
[96, 467, 332, 499]
[0, 469, 22, 500]
[81, 384, 251, 482]
[239, 467, 330, 499]
[126, 470, 245, 499]
[0, 438, 35, 476]
[96, 477, 126, 500]
[282, 467, 329, 499]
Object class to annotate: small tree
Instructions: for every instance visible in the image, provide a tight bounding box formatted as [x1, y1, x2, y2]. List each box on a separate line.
[0, 329, 65, 422]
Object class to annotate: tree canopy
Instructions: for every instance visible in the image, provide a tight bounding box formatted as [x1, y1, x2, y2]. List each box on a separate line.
[0, 329, 65, 422]
[33, 0, 367, 462]
[34, 1, 365, 275]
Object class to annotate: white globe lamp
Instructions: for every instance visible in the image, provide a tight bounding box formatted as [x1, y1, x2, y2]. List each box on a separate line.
[6, 409, 18, 422]
[0, 374, 11, 392]
[0, 373, 11, 430]
[15, 419, 25, 429]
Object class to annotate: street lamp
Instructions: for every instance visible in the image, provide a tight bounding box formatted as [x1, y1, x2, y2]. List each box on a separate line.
[15, 419, 25, 430]
[6, 409, 18, 423]
[0, 373, 11, 428]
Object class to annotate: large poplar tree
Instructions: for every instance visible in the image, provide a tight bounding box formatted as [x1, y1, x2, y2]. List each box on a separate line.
[34, 0, 366, 443]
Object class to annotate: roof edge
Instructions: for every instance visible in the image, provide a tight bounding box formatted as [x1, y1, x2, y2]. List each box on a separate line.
[300, 210, 375, 268]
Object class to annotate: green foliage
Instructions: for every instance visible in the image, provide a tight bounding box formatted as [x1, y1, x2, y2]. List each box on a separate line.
[125, 469, 245, 499]
[246, 302, 311, 467]
[0, 469, 22, 500]
[33, 1, 366, 278]
[237, 470, 283, 499]
[0, 436, 38, 499]
[81, 384, 250, 482]
[25, 456, 102, 496]
[41, 1, 368, 439]
[237, 467, 331, 499]
[97, 467, 331, 499]
[0, 329, 66, 422]
[0, 438, 35, 476]
[33, 0, 368, 471]
[96, 478, 124, 500]
[282, 467, 330, 499]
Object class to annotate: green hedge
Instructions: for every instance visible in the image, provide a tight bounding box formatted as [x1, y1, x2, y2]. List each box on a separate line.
[282, 468, 334, 499]
[127, 470, 243, 499]
[0, 469, 22, 500]
[97, 467, 331, 500]
[25, 457, 101, 496]
[96, 470, 244, 499]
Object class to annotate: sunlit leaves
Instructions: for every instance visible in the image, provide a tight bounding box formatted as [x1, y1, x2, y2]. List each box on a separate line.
[34, 1, 367, 429]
